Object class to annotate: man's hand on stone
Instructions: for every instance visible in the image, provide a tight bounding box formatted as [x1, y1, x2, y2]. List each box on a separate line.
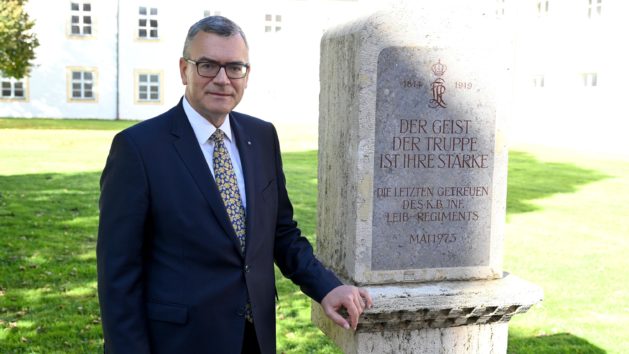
[321, 285, 373, 330]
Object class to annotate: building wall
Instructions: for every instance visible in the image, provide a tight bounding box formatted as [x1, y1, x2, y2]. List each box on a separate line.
[0, 0, 373, 122]
[0, 0, 625, 154]
[507, 0, 628, 153]
[1, 0, 118, 118]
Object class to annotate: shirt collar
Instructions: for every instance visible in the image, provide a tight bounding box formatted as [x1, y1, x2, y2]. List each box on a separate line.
[183, 96, 234, 145]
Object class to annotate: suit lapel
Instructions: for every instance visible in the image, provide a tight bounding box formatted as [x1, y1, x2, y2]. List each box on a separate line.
[170, 103, 243, 255]
[230, 113, 258, 258]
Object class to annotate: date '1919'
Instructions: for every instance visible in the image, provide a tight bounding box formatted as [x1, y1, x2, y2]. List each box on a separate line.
[455, 82, 473, 89]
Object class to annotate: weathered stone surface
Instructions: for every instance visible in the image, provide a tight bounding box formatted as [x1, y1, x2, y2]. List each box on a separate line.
[372, 46, 495, 272]
[312, 274, 543, 353]
[353, 273, 542, 331]
[315, 2, 542, 353]
[315, 322, 509, 354]
[317, 1, 510, 285]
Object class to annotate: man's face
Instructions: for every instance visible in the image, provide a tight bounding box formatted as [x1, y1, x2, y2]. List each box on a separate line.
[180, 32, 249, 126]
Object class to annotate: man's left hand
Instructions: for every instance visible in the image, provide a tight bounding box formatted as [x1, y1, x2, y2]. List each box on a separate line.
[320, 285, 373, 330]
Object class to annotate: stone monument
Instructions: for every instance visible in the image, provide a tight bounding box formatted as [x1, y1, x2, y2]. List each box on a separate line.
[313, 1, 543, 353]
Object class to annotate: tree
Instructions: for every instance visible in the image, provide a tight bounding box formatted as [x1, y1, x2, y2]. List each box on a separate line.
[0, 0, 39, 79]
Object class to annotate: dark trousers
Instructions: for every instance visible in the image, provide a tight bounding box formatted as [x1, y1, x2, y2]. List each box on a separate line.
[241, 321, 261, 354]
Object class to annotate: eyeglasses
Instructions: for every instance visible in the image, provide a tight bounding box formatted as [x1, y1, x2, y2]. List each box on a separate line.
[184, 58, 249, 79]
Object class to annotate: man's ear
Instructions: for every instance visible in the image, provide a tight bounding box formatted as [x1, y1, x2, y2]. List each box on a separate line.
[179, 57, 189, 85]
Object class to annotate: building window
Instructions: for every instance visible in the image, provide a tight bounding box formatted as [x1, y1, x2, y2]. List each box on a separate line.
[136, 72, 161, 103]
[536, 0, 549, 15]
[264, 14, 282, 32]
[138, 6, 158, 39]
[588, 0, 602, 18]
[496, 0, 506, 17]
[532, 75, 545, 88]
[70, 2, 92, 36]
[582, 73, 597, 87]
[1, 75, 26, 100]
[204, 10, 221, 17]
[68, 69, 96, 101]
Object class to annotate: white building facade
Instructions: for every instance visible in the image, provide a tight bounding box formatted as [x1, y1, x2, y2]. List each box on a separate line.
[0, 0, 373, 122]
[0, 0, 627, 153]
[503, 0, 628, 153]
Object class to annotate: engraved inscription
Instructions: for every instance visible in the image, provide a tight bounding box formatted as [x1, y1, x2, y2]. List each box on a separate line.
[379, 118, 489, 169]
[409, 233, 457, 245]
[455, 81, 473, 89]
[401, 79, 423, 89]
[372, 47, 495, 271]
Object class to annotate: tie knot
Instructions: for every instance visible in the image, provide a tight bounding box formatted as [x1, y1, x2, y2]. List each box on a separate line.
[211, 129, 225, 143]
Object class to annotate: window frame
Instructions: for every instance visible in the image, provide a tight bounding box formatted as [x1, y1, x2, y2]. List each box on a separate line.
[587, 0, 603, 18]
[264, 13, 282, 33]
[532, 74, 545, 88]
[582, 72, 598, 87]
[134, 70, 163, 104]
[66, 67, 98, 102]
[68, 1, 93, 38]
[0, 74, 28, 101]
[496, 0, 506, 18]
[536, 0, 550, 16]
[204, 10, 221, 17]
[138, 6, 159, 40]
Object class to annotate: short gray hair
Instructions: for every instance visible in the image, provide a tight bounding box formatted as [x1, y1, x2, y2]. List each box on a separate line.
[182, 16, 248, 58]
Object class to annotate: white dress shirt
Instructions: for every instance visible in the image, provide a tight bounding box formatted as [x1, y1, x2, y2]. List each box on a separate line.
[183, 97, 247, 209]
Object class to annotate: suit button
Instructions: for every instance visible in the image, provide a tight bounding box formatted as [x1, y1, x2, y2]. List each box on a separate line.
[244, 265, 250, 273]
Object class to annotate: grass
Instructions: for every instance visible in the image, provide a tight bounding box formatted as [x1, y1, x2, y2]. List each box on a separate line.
[1, 118, 628, 353]
[0, 117, 138, 131]
[504, 147, 629, 354]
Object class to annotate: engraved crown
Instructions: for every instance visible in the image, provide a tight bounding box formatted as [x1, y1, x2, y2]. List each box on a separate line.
[431, 59, 447, 76]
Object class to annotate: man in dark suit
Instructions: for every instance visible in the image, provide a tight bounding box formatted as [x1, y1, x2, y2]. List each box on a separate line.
[97, 15, 372, 354]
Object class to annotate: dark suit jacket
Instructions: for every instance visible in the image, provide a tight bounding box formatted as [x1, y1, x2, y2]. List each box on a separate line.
[97, 100, 341, 354]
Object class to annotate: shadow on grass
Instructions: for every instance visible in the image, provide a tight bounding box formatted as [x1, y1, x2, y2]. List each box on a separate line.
[0, 151, 329, 353]
[507, 151, 608, 214]
[0, 171, 103, 352]
[0, 150, 612, 353]
[508, 332, 606, 354]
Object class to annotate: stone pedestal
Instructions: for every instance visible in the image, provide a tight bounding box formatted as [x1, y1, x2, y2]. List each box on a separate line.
[314, 1, 542, 353]
[312, 274, 542, 353]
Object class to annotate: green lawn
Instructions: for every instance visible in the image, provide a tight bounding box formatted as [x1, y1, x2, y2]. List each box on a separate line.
[0, 118, 627, 353]
[504, 146, 629, 354]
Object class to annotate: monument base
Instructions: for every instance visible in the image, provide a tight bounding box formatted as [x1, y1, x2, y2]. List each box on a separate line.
[312, 273, 542, 354]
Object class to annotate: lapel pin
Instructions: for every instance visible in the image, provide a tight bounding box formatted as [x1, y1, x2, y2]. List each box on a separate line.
[247, 141, 252, 145]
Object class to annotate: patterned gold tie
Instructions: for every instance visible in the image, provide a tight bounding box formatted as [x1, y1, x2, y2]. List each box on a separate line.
[211, 129, 246, 254]
[211, 129, 253, 322]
